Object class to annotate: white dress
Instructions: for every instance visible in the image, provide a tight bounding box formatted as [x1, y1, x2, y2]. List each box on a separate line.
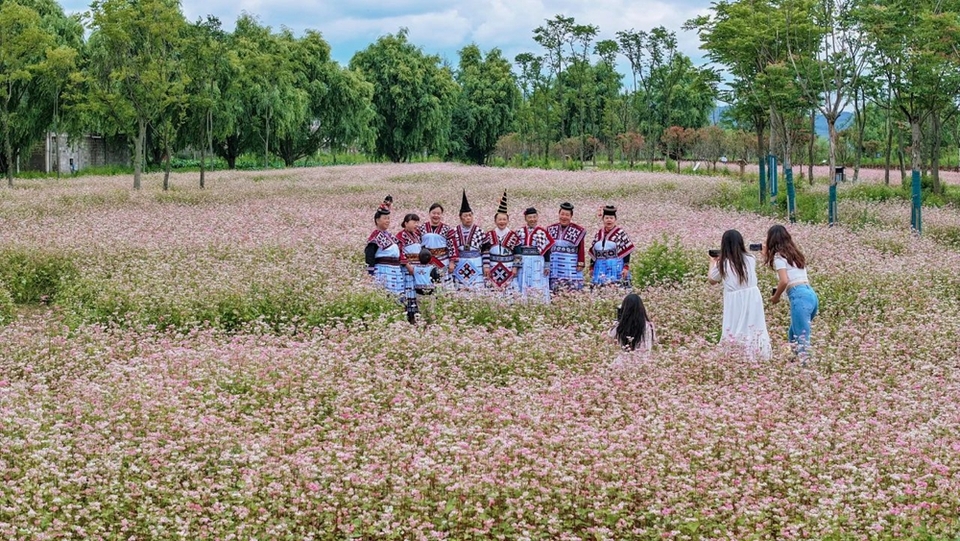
[709, 255, 771, 360]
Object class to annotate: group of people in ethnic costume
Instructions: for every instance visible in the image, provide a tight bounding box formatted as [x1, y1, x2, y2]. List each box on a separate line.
[365, 191, 636, 323]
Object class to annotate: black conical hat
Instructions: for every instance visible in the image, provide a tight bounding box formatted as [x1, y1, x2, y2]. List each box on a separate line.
[496, 190, 508, 215]
[460, 190, 472, 214]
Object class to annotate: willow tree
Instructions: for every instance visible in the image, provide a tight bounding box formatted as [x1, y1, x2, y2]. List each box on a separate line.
[350, 29, 458, 162]
[86, 0, 188, 190]
[0, 0, 79, 185]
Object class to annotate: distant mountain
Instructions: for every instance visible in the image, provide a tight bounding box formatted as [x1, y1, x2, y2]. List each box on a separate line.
[814, 112, 854, 137]
[710, 106, 854, 138]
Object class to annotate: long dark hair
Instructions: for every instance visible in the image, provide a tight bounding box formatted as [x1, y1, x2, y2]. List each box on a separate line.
[764, 224, 806, 269]
[616, 293, 651, 351]
[717, 229, 749, 284]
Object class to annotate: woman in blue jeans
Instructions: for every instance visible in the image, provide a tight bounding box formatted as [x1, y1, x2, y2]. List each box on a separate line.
[763, 225, 819, 361]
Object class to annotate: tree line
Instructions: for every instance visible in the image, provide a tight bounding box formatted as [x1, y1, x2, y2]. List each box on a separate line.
[2, 0, 960, 194]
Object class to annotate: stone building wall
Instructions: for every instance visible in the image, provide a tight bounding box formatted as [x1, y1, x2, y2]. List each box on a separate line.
[25, 133, 129, 173]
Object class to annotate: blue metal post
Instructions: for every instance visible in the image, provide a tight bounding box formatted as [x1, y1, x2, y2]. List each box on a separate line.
[768, 154, 778, 203]
[786, 166, 796, 223]
[911, 169, 922, 234]
[829, 166, 842, 226]
[759, 157, 767, 205]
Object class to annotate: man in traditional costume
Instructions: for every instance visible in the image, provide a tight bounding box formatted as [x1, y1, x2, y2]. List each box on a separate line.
[365, 195, 411, 299]
[589, 205, 635, 287]
[417, 202, 458, 288]
[515, 207, 555, 302]
[547, 202, 587, 291]
[452, 190, 488, 290]
[483, 191, 520, 292]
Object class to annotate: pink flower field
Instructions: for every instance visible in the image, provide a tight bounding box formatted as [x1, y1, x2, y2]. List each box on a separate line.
[1, 164, 959, 540]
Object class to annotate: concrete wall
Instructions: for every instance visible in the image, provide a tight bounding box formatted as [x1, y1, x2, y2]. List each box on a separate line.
[25, 133, 130, 173]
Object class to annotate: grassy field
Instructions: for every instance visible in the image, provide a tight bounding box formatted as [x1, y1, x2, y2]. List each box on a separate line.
[1, 164, 958, 539]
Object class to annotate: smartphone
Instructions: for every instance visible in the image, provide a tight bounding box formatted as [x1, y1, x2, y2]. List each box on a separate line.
[771, 287, 777, 296]
[708, 249, 720, 258]
[616, 306, 623, 320]
[749, 243, 763, 251]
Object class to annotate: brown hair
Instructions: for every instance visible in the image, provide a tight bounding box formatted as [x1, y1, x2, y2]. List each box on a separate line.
[764, 225, 806, 269]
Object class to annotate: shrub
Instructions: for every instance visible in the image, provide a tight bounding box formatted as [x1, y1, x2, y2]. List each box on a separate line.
[630, 235, 700, 289]
[0, 281, 14, 323]
[927, 224, 960, 250]
[0, 249, 78, 304]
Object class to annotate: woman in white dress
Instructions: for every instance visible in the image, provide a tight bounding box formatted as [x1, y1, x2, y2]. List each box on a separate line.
[708, 230, 771, 360]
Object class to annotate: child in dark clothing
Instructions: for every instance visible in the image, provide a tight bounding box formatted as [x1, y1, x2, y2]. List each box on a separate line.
[408, 248, 442, 324]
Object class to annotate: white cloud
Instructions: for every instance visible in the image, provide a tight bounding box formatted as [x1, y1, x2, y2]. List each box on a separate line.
[61, 0, 716, 68]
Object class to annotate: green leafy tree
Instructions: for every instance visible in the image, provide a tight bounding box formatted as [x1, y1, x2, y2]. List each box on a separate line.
[85, 0, 188, 190]
[230, 16, 306, 169]
[534, 15, 574, 140]
[860, 0, 960, 193]
[450, 44, 520, 165]
[274, 30, 375, 166]
[784, 0, 867, 183]
[0, 0, 80, 185]
[514, 52, 555, 160]
[181, 15, 236, 187]
[618, 26, 713, 166]
[350, 29, 458, 162]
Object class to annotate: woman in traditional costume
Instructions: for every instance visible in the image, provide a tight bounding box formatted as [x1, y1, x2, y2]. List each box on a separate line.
[547, 202, 587, 291]
[452, 190, 488, 290]
[396, 213, 423, 320]
[417, 202, 457, 287]
[515, 207, 554, 302]
[483, 191, 521, 292]
[589, 205, 635, 287]
[365, 196, 411, 298]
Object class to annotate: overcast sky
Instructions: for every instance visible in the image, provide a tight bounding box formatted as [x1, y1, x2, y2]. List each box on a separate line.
[58, 0, 713, 71]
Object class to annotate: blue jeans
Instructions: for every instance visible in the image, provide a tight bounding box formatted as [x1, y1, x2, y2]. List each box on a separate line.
[787, 285, 819, 358]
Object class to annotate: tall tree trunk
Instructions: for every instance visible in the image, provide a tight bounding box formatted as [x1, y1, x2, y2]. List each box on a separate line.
[199, 145, 205, 189]
[3, 88, 12, 187]
[931, 111, 942, 194]
[163, 143, 171, 191]
[3, 121, 12, 188]
[54, 91, 60, 181]
[756, 127, 765, 177]
[827, 116, 838, 188]
[854, 89, 865, 182]
[134, 118, 146, 190]
[808, 111, 815, 185]
[896, 128, 906, 184]
[884, 109, 893, 186]
[910, 118, 923, 175]
[264, 106, 271, 169]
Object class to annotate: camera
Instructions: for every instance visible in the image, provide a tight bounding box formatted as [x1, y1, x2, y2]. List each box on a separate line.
[749, 243, 763, 251]
[707, 249, 720, 258]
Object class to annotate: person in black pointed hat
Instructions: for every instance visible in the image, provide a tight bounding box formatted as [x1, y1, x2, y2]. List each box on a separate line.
[483, 190, 520, 291]
[452, 190, 488, 289]
[589, 204, 635, 287]
[547, 201, 587, 291]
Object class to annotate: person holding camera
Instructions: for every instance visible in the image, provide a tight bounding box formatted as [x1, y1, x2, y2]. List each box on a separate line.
[763, 224, 819, 362]
[606, 293, 655, 353]
[707, 229, 771, 360]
